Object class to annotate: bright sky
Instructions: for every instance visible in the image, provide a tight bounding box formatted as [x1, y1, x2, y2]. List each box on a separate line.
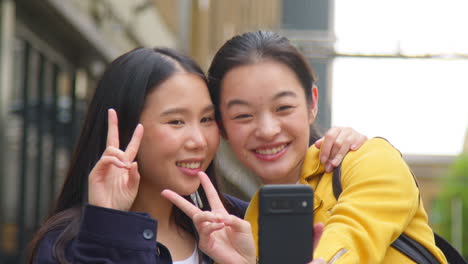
[332, 0, 468, 155]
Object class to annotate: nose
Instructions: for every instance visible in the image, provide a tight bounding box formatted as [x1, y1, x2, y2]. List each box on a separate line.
[254, 113, 281, 141]
[186, 125, 208, 150]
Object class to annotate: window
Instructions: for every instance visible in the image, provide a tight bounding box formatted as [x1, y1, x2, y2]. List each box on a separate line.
[333, 0, 468, 155]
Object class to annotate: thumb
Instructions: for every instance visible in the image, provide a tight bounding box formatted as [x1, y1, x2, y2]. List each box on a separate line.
[314, 137, 324, 148]
[313, 223, 324, 250]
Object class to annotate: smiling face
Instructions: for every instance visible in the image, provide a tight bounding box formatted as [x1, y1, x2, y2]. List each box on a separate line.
[137, 72, 219, 195]
[220, 60, 317, 184]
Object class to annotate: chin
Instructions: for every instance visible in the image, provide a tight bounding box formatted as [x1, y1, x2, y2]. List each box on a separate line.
[176, 183, 201, 196]
[258, 170, 289, 184]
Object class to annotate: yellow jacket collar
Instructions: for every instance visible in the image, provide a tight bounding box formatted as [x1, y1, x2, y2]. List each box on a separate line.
[300, 145, 325, 183]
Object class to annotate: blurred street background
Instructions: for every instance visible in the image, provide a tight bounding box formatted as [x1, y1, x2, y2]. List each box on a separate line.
[0, 0, 467, 262]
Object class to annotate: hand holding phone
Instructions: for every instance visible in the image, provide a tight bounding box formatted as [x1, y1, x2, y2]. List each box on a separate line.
[259, 184, 314, 264]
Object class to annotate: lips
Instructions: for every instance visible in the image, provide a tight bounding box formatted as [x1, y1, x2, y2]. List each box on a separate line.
[255, 144, 287, 155]
[176, 159, 204, 176]
[176, 161, 202, 169]
[252, 143, 289, 161]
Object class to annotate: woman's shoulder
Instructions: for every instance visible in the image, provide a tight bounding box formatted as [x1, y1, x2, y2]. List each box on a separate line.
[31, 207, 82, 263]
[223, 194, 249, 217]
[341, 137, 418, 192]
[346, 137, 403, 161]
[33, 205, 159, 263]
[34, 228, 71, 263]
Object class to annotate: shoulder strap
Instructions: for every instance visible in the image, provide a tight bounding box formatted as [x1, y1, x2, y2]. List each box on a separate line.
[332, 164, 343, 200]
[331, 165, 451, 264]
[434, 233, 467, 263]
[391, 234, 439, 264]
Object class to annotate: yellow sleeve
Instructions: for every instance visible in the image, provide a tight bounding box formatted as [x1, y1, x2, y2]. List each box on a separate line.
[315, 138, 420, 263]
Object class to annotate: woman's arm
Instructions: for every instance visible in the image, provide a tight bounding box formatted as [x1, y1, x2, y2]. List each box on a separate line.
[315, 138, 420, 263]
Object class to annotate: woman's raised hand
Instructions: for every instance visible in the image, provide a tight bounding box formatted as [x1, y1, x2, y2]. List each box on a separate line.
[314, 127, 367, 172]
[162, 172, 256, 264]
[88, 109, 144, 211]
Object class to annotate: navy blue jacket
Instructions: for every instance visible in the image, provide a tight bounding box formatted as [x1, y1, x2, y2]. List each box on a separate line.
[34, 195, 248, 264]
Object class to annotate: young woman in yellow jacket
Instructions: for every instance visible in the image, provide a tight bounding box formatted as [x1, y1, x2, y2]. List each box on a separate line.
[206, 30, 448, 263]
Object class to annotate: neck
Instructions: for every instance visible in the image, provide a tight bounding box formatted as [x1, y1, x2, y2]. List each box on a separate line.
[263, 160, 304, 185]
[286, 153, 306, 184]
[131, 180, 197, 261]
[130, 180, 174, 230]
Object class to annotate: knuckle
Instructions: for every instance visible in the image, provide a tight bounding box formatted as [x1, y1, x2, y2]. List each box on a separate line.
[325, 129, 336, 138]
[106, 146, 118, 153]
[334, 140, 343, 148]
[342, 137, 353, 146]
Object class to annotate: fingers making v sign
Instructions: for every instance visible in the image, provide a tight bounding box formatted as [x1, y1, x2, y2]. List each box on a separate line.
[88, 109, 144, 211]
[162, 172, 256, 264]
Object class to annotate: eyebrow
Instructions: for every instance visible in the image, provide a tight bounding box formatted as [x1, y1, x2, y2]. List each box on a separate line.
[160, 105, 214, 116]
[226, 91, 297, 109]
[226, 99, 250, 109]
[273, 91, 297, 100]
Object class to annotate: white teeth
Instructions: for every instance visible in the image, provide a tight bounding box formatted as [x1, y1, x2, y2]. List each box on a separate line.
[176, 162, 201, 169]
[255, 144, 286, 155]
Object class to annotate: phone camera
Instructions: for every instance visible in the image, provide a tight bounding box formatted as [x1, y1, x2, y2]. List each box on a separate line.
[270, 200, 291, 210]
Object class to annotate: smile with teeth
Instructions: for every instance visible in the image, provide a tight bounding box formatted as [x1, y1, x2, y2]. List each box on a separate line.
[176, 162, 202, 169]
[255, 144, 287, 155]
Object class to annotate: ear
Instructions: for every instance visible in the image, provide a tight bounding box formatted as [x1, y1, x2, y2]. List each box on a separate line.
[308, 85, 319, 125]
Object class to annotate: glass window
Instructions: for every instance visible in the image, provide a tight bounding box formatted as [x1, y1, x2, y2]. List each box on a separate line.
[333, 0, 468, 155]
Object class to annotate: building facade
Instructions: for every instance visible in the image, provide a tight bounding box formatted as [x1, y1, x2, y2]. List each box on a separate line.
[0, 0, 174, 262]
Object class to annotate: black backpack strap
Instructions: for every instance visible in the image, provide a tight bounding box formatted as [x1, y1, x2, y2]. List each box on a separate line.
[391, 234, 440, 264]
[331, 165, 449, 264]
[434, 233, 467, 263]
[332, 164, 343, 199]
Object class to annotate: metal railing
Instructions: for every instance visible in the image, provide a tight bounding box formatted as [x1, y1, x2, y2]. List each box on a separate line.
[0, 37, 83, 263]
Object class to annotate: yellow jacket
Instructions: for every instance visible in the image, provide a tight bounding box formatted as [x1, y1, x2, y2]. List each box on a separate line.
[245, 138, 447, 263]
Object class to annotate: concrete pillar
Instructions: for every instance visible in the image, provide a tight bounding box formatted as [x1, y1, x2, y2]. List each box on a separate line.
[0, 0, 16, 257]
[281, 0, 335, 130]
[463, 125, 468, 153]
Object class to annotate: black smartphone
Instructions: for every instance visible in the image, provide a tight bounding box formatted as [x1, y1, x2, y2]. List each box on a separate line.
[258, 184, 314, 264]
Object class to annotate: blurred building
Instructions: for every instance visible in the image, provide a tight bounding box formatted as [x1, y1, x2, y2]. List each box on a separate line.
[0, 0, 175, 262]
[405, 155, 455, 213]
[153, 0, 280, 70]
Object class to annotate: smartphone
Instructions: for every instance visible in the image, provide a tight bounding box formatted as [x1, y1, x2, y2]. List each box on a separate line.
[258, 184, 314, 264]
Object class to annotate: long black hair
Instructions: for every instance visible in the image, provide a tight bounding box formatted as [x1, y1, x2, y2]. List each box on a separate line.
[207, 30, 322, 142]
[29, 47, 236, 263]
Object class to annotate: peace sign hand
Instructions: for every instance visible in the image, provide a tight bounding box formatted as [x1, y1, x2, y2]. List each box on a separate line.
[162, 172, 256, 264]
[88, 109, 144, 211]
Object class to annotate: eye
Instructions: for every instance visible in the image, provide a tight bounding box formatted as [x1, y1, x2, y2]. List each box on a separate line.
[276, 105, 295, 112]
[201, 116, 214, 123]
[168, 120, 184, 125]
[233, 114, 252, 120]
